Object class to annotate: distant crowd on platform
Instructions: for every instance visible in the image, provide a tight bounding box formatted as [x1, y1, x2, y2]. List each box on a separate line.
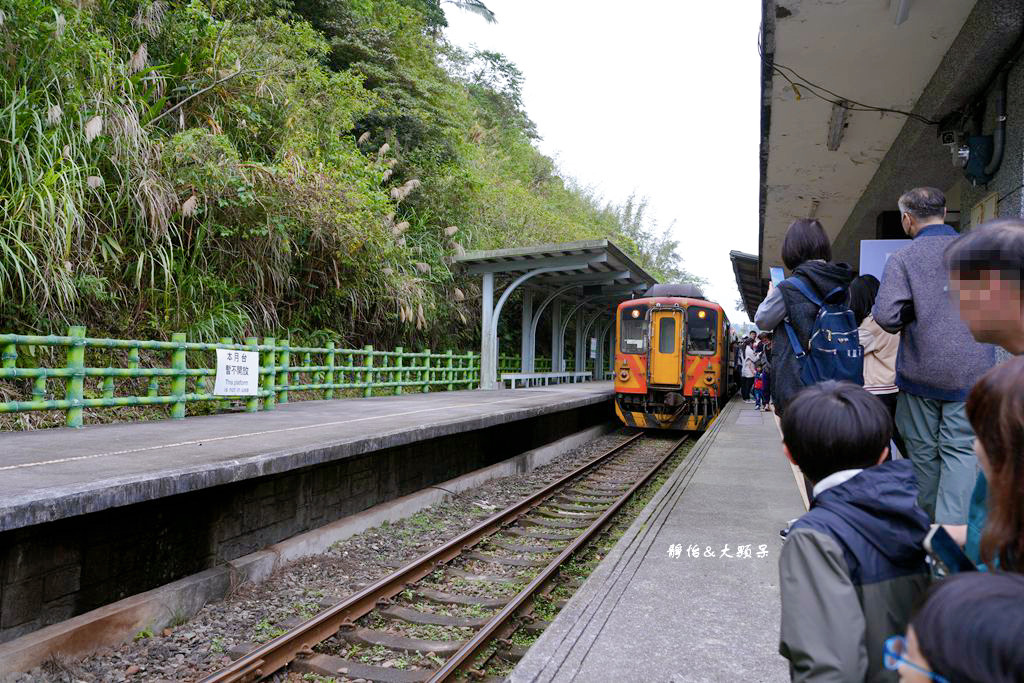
[750, 187, 1024, 682]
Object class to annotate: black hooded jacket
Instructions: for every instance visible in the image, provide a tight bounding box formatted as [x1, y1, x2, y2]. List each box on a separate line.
[771, 260, 855, 414]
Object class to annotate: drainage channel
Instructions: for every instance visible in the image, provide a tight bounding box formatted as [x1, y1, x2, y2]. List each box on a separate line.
[199, 432, 689, 682]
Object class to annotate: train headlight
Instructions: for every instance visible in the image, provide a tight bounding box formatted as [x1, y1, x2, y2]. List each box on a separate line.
[697, 310, 706, 319]
[630, 309, 640, 319]
[619, 368, 630, 381]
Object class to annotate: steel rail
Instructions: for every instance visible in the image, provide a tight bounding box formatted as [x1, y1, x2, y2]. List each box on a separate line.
[197, 431, 646, 683]
[427, 433, 690, 680]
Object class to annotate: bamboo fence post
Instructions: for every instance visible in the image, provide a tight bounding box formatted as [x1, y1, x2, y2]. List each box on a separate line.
[446, 350, 454, 391]
[278, 340, 290, 404]
[422, 349, 431, 393]
[325, 341, 336, 399]
[219, 337, 232, 411]
[262, 337, 276, 411]
[170, 332, 187, 419]
[65, 326, 86, 428]
[363, 345, 374, 397]
[394, 347, 403, 395]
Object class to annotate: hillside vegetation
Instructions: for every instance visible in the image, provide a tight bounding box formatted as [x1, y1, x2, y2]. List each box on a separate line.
[1, 0, 695, 350]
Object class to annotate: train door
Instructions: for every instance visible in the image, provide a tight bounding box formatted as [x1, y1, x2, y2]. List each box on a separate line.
[649, 309, 682, 387]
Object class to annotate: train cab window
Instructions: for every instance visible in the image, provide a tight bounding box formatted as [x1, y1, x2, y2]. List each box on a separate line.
[657, 317, 676, 354]
[619, 305, 648, 354]
[686, 307, 717, 354]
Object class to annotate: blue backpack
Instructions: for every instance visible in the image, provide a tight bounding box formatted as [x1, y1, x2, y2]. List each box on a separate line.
[782, 277, 864, 387]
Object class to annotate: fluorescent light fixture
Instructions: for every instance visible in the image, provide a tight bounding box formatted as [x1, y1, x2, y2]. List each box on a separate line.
[891, 0, 910, 26]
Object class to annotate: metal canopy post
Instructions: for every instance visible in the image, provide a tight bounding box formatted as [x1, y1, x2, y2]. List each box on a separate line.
[574, 310, 585, 373]
[550, 300, 562, 372]
[594, 322, 606, 380]
[520, 290, 533, 373]
[480, 272, 494, 390]
[484, 266, 561, 389]
[581, 309, 604, 377]
[602, 317, 610, 378]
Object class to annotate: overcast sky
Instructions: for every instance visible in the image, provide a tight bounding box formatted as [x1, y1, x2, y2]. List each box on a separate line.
[443, 0, 763, 324]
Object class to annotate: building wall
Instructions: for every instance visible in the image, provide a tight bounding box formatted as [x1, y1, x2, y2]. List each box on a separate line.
[831, 0, 1024, 265]
[958, 52, 1024, 223]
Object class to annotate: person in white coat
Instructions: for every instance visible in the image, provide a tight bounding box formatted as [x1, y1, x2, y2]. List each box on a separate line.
[742, 341, 758, 402]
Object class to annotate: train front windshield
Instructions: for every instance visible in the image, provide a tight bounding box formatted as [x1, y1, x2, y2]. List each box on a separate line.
[620, 305, 648, 353]
[686, 307, 717, 354]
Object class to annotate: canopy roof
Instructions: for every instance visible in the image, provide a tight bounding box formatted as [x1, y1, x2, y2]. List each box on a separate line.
[455, 239, 657, 304]
[730, 251, 764, 322]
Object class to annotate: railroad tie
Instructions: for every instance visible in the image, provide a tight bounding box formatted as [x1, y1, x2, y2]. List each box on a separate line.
[521, 515, 592, 529]
[569, 489, 623, 500]
[486, 538, 560, 553]
[414, 586, 509, 607]
[380, 605, 491, 628]
[545, 500, 609, 513]
[465, 551, 548, 567]
[293, 655, 434, 683]
[533, 507, 600, 520]
[496, 643, 531, 662]
[340, 626, 467, 655]
[447, 566, 520, 583]
[503, 528, 576, 541]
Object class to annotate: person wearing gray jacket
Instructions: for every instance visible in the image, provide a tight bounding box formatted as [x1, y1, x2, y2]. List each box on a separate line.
[778, 382, 930, 682]
[871, 187, 996, 524]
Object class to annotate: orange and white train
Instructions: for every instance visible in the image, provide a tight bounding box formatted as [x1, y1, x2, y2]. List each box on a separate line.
[614, 284, 733, 430]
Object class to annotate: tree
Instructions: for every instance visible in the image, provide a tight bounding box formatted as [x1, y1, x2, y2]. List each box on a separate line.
[444, 0, 496, 23]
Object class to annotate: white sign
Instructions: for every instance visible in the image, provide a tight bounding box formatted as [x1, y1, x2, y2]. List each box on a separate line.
[214, 348, 260, 396]
[859, 239, 913, 281]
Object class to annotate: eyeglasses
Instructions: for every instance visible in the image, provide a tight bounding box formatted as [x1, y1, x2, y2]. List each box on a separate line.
[884, 636, 949, 683]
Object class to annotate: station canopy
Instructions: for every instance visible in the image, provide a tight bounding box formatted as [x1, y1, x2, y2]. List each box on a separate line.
[729, 250, 764, 323]
[455, 239, 657, 389]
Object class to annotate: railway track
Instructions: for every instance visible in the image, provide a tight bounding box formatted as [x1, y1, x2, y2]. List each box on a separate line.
[199, 432, 690, 683]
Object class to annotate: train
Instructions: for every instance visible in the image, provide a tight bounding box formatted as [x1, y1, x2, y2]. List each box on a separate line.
[613, 284, 733, 430]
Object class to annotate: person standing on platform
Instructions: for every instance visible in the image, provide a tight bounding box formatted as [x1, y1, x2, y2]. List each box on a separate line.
[752, 364, 767, 410]
[777, 382, 929, 682]
[872, 187, 996, 525]
[849, 274, 906, 459]
[741, 339, 758, 402]
[754, 218, 855, 416]
[942, 218, 1024, 562]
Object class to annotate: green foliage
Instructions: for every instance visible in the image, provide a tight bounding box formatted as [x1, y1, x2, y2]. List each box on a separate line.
[1, 0, 696, 349]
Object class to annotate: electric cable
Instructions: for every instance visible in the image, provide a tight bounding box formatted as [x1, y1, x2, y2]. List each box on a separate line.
[757, 34, 939, 125]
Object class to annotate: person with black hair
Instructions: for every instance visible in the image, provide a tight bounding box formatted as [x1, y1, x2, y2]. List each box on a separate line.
[884, 572, 1024, 683]
[873, 187, 996, 526]
[850, 274, 906, 459]
[755, 218, 855, 416]
[778, 381, 930, 682]
[946, 217, 1024, 358]
[942, 219, 1024, 564]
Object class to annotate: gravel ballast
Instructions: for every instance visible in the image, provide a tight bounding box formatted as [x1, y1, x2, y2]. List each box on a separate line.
[4, 430, 638, 683]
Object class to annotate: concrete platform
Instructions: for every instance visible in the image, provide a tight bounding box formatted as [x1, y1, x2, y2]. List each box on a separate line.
[0, 382, 613, 532]
[512, 398, 805, 683]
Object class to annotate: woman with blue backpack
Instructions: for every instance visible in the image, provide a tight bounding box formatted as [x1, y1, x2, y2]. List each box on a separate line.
[754, 218, 859, 417]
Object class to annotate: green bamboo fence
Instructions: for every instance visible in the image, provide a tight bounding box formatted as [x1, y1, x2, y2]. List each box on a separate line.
[0, 328, 483, 428]
[0, 328, 558, 428]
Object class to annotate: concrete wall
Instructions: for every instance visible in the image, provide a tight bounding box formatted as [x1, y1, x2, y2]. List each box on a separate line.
[832, 0, 1024, 265]
[0, 401, 610, 643]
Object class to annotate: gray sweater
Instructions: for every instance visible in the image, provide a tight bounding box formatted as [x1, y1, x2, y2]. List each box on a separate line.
[872, 225, 996, 401]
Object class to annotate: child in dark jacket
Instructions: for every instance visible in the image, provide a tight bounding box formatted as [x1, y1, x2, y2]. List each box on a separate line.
[778, 381, 930, 682]
[753, 366, 767, 409]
